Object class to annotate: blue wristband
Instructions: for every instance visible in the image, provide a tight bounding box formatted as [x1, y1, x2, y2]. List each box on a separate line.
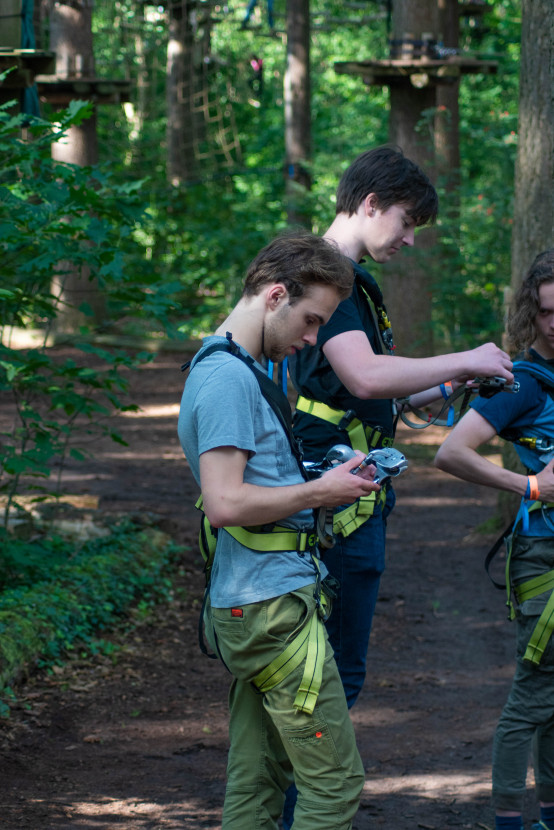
[524, 477, 531, 499]
[440, 381, 453, 401]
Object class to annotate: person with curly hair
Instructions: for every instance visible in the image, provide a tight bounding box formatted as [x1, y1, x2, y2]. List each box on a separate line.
[435, 249, 554, 830]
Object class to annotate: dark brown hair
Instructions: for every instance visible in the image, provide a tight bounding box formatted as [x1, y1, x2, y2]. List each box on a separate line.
[335, 145, 438, 227]
[242, 230, 353, 303]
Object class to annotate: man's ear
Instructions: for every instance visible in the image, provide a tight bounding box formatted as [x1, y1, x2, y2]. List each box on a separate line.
[364, 193, 379, 217]
[266, 283, 288, 309]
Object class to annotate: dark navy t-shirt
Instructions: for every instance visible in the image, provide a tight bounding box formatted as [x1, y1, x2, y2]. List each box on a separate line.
[470, 350, 554, 537]
[289, 263, 394, 461]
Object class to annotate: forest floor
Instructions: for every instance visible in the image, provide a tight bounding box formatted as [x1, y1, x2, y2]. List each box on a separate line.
[0, 349, 541, 830]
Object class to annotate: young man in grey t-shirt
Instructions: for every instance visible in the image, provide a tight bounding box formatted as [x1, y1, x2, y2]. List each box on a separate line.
[178, 231, 379, 830]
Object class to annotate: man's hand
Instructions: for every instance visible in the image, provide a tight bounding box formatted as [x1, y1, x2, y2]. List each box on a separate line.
[316, 453, 380, 508]
[461, 343, 514, 384]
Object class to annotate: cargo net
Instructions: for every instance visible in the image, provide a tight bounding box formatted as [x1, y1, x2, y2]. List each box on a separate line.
[91, 0, 242, 182]
[166, 0, 242, 182]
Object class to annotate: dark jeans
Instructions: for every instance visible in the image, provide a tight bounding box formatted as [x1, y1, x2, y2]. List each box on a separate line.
[324, 485, 395, 707]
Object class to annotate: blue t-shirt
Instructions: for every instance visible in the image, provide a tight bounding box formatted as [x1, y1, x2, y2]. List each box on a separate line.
[471, 353, 554, 537]
[177, 336, 324, 607]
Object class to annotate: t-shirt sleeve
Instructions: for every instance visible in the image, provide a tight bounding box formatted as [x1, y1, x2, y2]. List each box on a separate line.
[193, 359, 260, 457]
[316, 295, 366, 347]
[470, 373, 544, 434]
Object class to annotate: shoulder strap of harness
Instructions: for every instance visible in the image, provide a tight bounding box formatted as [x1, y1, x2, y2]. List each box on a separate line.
[352, 261, 395, 355]
[183, 332, 307, 479]
[498, 352, 554, 454]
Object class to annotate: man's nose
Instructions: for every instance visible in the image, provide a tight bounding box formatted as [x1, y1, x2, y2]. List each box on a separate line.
[402, 227, 415, 247]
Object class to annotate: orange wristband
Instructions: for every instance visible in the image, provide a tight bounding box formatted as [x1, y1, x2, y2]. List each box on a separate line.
[528, 475, 540, 501]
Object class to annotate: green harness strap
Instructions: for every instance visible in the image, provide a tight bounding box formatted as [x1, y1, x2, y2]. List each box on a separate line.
[503, 501, 554, 666]
[195, 496, 326, 712]
[252, 589, 329, 715]
[296, 396, 393, 452]
[295, 395, 388, 536]
[513, 569, 554, 666]
[195, 496, 316, 579]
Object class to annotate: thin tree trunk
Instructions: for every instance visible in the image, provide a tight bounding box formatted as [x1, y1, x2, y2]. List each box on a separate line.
[510, 0, 554, 294]
[49, 0, 105, 333]
[436, 0, 460, 189]
[284, 0, 311, 227]
[166, 0, 197, 186]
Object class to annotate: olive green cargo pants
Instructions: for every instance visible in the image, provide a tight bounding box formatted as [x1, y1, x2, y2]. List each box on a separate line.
[207, 584, 365, 829]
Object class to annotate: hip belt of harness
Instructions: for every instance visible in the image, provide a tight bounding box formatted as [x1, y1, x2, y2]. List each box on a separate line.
[195, 495, 317, 583]
[296, 396, 394, 453]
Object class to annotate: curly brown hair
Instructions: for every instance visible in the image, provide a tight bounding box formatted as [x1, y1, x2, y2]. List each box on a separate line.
[507, 249, 554, 355]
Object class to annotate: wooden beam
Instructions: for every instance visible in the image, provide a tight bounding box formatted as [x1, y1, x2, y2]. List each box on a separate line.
[334, 55, 497, 87]
[36, 77, 132, 105]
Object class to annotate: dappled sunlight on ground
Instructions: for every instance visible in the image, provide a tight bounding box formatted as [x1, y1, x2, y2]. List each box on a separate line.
[119, 403, 181, 418]
[363, 769, 491, 799]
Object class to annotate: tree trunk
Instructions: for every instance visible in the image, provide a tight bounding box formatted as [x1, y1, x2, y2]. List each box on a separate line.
[284, 0, 311, 227]
[122, 1, 149, 170]
[500, 0, 554, 525]
[166, 0, 197, 186]
[436, 0, 460, 188]
[48, 0, 105, 334]
[510, 0, 554, 295]
[381, 0, 438, 357]
[49, 1, 97, 167]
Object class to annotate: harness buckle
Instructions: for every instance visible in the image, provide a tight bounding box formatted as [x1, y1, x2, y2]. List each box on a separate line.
[338, 409, 356, 431]
[296, 529, 307, 555]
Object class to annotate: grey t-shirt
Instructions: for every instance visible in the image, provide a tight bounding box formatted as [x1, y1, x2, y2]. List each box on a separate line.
[178, 336, 324, 607]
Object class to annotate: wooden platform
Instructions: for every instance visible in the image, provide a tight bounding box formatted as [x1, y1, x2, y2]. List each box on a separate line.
[334, 55, 498, 87]
[0, 48, 55, 88]
[35, 76, 131, 105]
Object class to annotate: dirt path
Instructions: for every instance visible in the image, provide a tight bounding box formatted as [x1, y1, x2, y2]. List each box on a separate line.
[0, 353, 537, 829]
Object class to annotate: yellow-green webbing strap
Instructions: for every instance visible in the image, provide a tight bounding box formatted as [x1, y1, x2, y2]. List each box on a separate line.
[195, 496, 314, 555]
[252, 592, 328, 715]
[513, 569, 554, 665]
[333, 491, 385, 536]
[295, 396, 388, 538]
[225, 524, 314, 553]
[295, 397, 370, 453]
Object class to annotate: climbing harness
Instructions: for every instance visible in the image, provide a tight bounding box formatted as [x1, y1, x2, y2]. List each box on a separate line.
[182, 334, 328, 713]
[292, 265, 395, 541]
[295, 396, 392, 540]
[485, 502, 554, 667]
[483, 354, 554, 666]
[303, 443, 408, 547]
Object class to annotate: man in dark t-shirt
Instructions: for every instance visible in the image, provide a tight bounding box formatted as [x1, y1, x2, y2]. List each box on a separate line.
[289, 147, 514, 712]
